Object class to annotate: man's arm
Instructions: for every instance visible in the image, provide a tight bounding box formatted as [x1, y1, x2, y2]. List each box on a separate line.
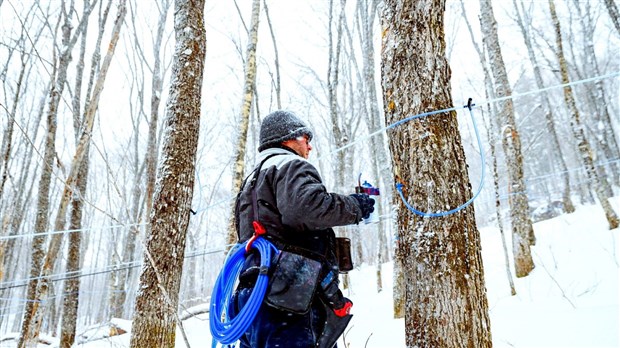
[275, 159, 363, 230]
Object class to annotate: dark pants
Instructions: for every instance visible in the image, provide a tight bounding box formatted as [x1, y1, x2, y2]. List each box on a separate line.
[232, 287, 327, 348]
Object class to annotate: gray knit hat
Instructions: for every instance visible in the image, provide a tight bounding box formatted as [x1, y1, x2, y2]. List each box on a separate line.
[258, 110, 314, 152]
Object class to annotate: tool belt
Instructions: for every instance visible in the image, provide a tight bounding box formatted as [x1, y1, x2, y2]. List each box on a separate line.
[239, 244, 323, 315]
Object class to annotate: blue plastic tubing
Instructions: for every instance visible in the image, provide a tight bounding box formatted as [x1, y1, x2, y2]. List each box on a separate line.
[209, 237, 278, 346]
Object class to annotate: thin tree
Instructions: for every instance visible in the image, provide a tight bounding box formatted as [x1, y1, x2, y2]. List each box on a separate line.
[110, 0, 172, 319]
[513, 0, 575, 214]
[381, 1, 493, 346]
[326, 0, 352, 290]
[262, 0, 281, 109]
[21, 0, 124, 343]
[571, 0, 620, 186]
[144, 0, 171, 228]
[460, 0, 516, 296]
[0, 5, 43, 279]
[129, 0, 206, 345]
[548, 0, 619, 229]
[479, 0, 535, 278]
[226, 0, 261, 248]
[18, 1, 97, 345]
[357, 0, 392, 295]
[59, 0, 92, 345]
[603, 0, 620, 36]
[327, 0, 349, 191]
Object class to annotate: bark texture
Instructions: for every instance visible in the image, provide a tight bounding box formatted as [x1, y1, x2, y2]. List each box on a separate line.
[513, 0, 575, 214]
[460, 0, 516, 296]
[548, 0, 619, 230]
[604, 0, 620, 35]
[22, 1, 124, 343]
[129, 0, 206, 345]
[573, 0, 620, 186]
[381, 1, 493, 346]
[226, 0, 261, 248]
[358, 0, 391, 294]
[19, 2, 95, 344]
[479, 0, 535, 278]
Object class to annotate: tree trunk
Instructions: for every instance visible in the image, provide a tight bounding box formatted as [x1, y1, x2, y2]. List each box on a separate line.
[479, 0, 535, 278]
[111, 0, 171, 320]
[59, 3, 95, 343]
[513, 0, 575, 214]
[327, 0, 357, 290]
[460, 0, 516, 296]
[226, 0, 261, 248]
[604, 0, 620, 35]
[0, 83, 47, 335]
[358, 0, 391, 293]
[381, 1, 493, 346]
[129, 0, 205, 345]
[328, 0, 350, 192]
[573, 0, 620, 186]
[23, 1, 123, 343]
[144, 0, 170, 226]
[262, 0, 281, 110]
[0, 26, 33, 285]
[548, 0, 619, 229]
[19, 2, 88, 344]
[59, 154, 89, 348]
[391, 248, 405, 319]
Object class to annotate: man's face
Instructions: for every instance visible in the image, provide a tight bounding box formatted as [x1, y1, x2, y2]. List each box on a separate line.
[283, 134, 312, 159]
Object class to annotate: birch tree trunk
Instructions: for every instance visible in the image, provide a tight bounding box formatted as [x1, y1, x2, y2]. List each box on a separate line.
[327, 0, 358, 290]
[548, 0, 619, 230]
[0, 81, 47, 335]
[144, 0, 170, 227]
[59, 2, 94, 343]
[513, 0, 575, 214]
[19, 1, 96, 344]
[358, 0, 393, 294]
[60, 150, 89, 348]
[381, 1, 493, 346]
[226, 0, 261, 248]
[0, 21, 38, 284]
[328, 0, 349, 192]
[460, 0, 516, 296]
[23, 1, 124, 343]
[129, 0, 205, 345]
[479, 0, 535, 278]
[604, 0, 620, 35]
[262, 0, 281, 109]
[572, 0, 620, 186]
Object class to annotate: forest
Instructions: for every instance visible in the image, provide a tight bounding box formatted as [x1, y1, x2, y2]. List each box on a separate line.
[0, 0, 618, 347]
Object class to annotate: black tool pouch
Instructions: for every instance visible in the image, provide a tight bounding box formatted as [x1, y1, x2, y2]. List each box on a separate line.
[265, 249, 323, 315]
[335, 237, 353, 273]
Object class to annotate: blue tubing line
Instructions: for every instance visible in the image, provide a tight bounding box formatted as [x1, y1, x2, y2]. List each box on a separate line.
[209, 237, 278, 347]
[396, 105, 486, 217]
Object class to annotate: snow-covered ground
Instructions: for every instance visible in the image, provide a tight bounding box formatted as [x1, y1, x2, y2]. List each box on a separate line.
[2, 199, 618, 347]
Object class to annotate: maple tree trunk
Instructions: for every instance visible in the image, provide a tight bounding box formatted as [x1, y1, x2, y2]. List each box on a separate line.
[129, 0, 206, 345]
[381, 1, 493, 346]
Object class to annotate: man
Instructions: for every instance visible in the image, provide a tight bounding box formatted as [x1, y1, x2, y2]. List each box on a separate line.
[232, 110, 375, 347]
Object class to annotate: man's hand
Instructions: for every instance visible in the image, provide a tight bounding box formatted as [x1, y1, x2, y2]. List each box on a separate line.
[350, 193, 375, 219]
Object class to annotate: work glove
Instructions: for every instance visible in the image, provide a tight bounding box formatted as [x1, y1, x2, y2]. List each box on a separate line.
[350, 193, 375, 220]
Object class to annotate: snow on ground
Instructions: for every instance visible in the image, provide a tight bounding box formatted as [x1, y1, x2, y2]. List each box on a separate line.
[2, 199, 618, 347]
[343, 200, 619, 347]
